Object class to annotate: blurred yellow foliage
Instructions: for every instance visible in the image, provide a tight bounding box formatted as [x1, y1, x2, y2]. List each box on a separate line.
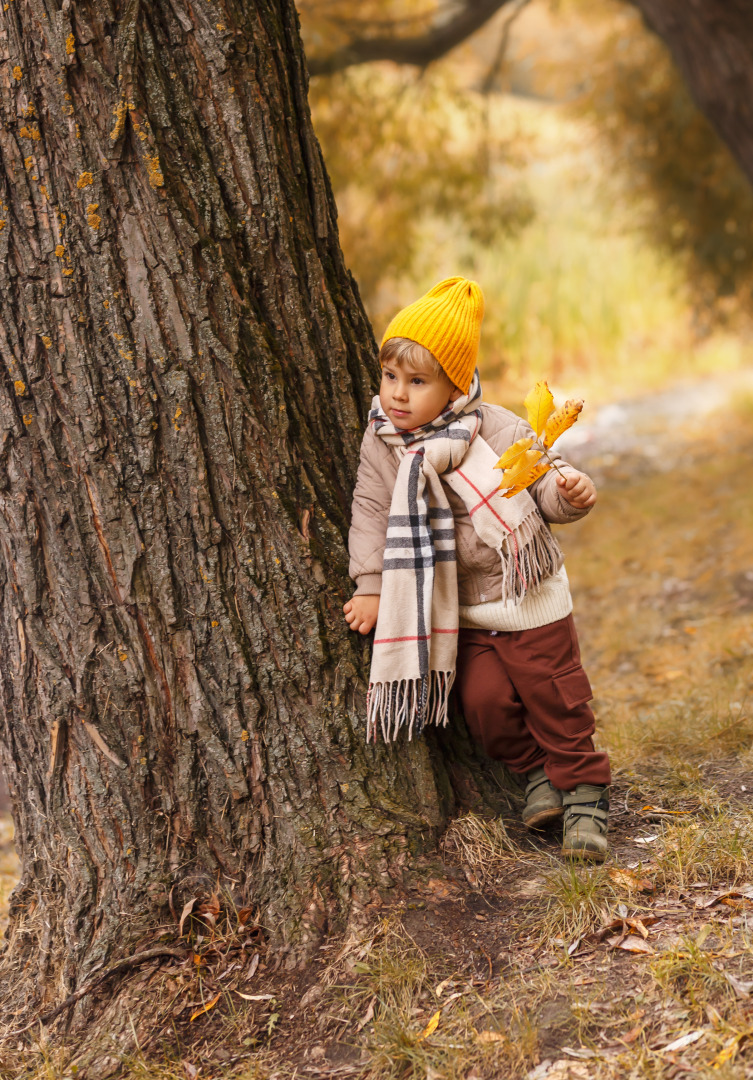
[569, 0, 753, 319]
[300, 1, 533, 323]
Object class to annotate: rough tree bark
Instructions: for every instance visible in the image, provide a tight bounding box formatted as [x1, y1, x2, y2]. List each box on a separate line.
[0, 0, 506, 1033]
[630, 0, 753, 188]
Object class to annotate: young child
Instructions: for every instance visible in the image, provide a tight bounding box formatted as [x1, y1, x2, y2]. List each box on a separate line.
[344, 277, 611, 861]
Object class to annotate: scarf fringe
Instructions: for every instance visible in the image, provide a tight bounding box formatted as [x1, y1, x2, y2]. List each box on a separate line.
[367, 671, 455, 743]
[499, 513, 564, 603]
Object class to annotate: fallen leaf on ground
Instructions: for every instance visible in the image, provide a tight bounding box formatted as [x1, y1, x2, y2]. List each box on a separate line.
[606, 934, 655, 955]
[639, 805, 692, 819]
[625, 917, 652, 939]
[712, 1035, 742, 1067]
[179, 897, 197, 937]
[357, 996, 376, 1030]
[475, 1030, 506, 1044]
[236, 992, 275, 1001]
[723, 972, 753, 999]
[608, 867, 655, 893]
[618, 1025, 644, 1045]
[700, 887, 753, 909]
[417, 1010, 440, 1041]
[190, 992, 221, 1021]
[631, 835, 659, 845]
[659, 1029, 705, 1053]
[245, 952, 260, 980]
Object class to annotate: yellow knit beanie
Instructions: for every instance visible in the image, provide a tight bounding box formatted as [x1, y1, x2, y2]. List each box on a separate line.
[380, 276, 485, 395]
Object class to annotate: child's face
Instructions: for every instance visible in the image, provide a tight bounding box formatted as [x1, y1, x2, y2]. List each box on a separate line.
[379, 360, 462, 430]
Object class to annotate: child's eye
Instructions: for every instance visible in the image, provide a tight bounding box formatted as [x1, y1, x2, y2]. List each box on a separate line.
[384, 369, 396, 381]
[411, 378, 424, 385]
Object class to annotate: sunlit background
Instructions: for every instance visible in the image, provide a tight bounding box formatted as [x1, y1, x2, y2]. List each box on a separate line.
[300, 0, 752, 404]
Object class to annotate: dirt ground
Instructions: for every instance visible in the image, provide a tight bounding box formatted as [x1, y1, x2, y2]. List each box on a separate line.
[1, 385, 753, 1079]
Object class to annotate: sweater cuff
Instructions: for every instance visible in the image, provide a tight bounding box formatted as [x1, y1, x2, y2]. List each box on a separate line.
[555, 491, 591, 521]
[354, 574, 382, 596]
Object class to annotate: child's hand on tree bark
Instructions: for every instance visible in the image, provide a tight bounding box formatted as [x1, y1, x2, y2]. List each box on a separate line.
[556, 468, 597, 509]
[343, 595, 380, 634]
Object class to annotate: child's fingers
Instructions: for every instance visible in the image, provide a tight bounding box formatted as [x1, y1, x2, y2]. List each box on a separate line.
[556, 471, 578, 489]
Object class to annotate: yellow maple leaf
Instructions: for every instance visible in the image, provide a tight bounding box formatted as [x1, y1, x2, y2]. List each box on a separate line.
[500, 461, 551, 499]
[497, 448, 546, 493]
[524, 380, 554, 437]
[494, 436, 533, 472]
[542, 398, 584, 448]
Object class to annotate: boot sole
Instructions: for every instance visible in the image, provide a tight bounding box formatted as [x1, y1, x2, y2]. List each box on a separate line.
[524, 806, 564, 830]
[561, 845, 607, 863]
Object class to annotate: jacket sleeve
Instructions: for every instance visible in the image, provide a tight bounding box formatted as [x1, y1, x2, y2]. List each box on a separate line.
[348, 427, 393, 594]
[485, 412, 595, 525]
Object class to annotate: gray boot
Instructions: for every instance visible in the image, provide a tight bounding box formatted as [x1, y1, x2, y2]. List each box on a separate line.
[522, 767, 563, 829]
[561, 785, 609, 862]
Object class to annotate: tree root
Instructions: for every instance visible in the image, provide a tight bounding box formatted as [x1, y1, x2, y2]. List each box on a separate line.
[2, 946, 187, 1040]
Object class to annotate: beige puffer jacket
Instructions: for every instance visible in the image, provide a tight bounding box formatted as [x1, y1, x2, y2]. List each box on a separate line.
[349, 403, 592, 607]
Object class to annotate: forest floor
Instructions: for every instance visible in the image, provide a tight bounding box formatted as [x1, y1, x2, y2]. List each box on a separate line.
[2, 379, 753, 1079]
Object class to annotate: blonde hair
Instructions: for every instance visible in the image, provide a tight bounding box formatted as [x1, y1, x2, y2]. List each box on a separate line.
[379, 337, 446, 380]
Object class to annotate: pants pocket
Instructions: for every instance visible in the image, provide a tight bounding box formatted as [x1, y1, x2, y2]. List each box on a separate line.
[553, 665, 593, 710]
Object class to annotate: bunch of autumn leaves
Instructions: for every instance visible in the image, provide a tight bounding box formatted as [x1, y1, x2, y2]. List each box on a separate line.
[495, 381, 584, 498]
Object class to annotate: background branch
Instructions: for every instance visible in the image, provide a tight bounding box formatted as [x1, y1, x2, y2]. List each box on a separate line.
[307, 0, 516, 77]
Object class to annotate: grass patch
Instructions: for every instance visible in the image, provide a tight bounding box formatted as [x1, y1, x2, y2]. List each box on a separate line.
[535, 862, 619, 944]
[441, 812, 531, 886]
[651, 928, 740, 1021]
[654, 812, 753, 891]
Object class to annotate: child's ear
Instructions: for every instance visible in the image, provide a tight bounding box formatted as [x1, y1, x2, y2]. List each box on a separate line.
[448, 385, 463, 403]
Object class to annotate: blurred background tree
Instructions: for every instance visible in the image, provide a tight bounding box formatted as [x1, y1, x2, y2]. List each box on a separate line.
[298, 0, 753, 396]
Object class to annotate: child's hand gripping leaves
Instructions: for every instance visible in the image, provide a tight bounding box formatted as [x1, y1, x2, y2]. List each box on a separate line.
[495, 382, 594, 508]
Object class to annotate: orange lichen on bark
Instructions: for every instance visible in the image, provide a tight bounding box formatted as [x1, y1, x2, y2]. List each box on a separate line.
[146, 154, 164, 188]
[12, 65, 22, 80]
[65, 32, 75, 55]
[86, 203, 101, 229]
[14, 381, 25, 395]
[55, 244, 65, 256]
[19, 125, 41, 140]
[77, 171, 93, 188]
[110, 100, 134, 141]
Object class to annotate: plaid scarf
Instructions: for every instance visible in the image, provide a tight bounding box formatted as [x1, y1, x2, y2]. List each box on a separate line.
[367, 371, 563, 741]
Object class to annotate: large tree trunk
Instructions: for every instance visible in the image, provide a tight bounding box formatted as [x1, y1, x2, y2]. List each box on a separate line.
[0, 0, 506, 1033]
[631, 0, 753, 187]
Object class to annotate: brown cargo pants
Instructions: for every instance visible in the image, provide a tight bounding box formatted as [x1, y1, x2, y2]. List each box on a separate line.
[454, 614, 611, 792]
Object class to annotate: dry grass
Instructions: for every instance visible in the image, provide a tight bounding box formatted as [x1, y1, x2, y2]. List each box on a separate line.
[441, 811, 532, 885]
